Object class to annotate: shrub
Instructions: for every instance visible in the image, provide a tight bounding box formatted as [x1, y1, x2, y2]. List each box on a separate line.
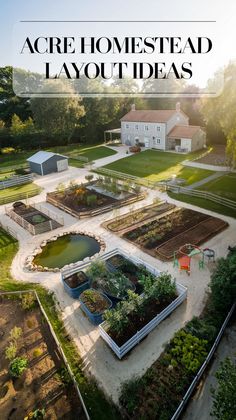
[211, 357, 236, 420]
[5, 342, 17, 361]
[56, 367, 72, 386]
[104, 302, 129, 335]
[56, 182, 65, 193]
[25, 408, 45, 419]
[185, 316, 217, 345]
[209, 253, 236, 314]
[129, 146, 141, 153]
[21, 293, 36, 310]
[9, 357, 28, 378]
[85, 174, 94, 183]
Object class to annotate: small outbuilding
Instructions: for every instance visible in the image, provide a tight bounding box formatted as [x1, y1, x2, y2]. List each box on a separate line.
[27, 151, 68, 176]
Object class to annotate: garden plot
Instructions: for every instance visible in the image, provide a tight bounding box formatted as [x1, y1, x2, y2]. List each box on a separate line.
[47, 177, 144, 218]
[104, 201, 176, 234]
[123, 208, 229, 261]
[5, 202, 63, 235]
[0, 293, 84, 420]
[61, 249, 187, 358]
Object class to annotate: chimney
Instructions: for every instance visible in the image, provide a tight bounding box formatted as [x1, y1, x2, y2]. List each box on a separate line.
[176, 102, 181, 112]
[131, 103, 136, 111]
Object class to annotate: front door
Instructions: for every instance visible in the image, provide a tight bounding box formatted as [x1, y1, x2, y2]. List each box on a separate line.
[144, 137, 150, 148]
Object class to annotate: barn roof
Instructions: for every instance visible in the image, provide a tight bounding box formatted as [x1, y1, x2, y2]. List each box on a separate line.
[27, 151, 67, 164]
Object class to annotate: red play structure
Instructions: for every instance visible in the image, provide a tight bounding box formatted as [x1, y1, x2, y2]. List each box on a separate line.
[173, 243, 215, 275]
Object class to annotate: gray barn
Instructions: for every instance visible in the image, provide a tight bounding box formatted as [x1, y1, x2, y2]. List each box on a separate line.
[27, 151, 68, 176]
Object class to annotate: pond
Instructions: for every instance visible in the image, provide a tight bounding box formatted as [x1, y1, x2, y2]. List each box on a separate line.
[34, 234, 101, 269]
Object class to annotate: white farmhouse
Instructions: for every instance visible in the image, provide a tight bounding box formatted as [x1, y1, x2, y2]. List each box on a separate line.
[120, 103, 206, 152]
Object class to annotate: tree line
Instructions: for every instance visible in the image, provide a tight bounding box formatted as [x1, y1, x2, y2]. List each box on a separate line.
[0, 65, 235, 160]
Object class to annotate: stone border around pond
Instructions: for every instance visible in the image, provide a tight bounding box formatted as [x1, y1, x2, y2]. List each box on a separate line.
[24, 231, 106, 273]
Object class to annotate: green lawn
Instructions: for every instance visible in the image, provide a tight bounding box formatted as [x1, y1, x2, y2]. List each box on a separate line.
[0, 228, 120, 420]
[104, 150, 213, 185]
[0, 144, 116, 170]
[199, 173, 236, 202]
[0, 182, 41, 204]
[168, 192, 236, 219]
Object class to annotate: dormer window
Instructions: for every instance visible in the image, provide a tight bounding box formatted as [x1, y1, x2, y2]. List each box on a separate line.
[135, 124, 139, 130]
[157, 126, 160, 131]
[145, 125, 149, 131]
[126, 124, 129, 129]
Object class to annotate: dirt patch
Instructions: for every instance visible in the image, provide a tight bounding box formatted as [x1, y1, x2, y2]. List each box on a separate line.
[104, 202, 176, 233]
[0, 295, 85, 420]
[80, 290, 111, 313]
[123, 208, 228, 261]
[196, 145, 227, 166]
[64, 271, 88, 289]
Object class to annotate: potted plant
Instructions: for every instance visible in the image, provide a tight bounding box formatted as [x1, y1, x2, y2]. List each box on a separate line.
[79, 289, 112, 325]
[62, 271, 89, 298]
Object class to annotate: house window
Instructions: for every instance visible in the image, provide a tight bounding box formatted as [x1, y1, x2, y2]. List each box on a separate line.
[145, 125, 149, 131]
[157, 126, 161, 131]
[126, 124, 129, 129]
[154, 138, 161, 146]
[135, 124, 139, 130]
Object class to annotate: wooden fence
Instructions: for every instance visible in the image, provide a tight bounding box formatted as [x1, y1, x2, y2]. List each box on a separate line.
[5, 203, 63, 235]
[0, 290, 90, 420]
[93, 167, 158, 189]
[167, 185, 236, 211]
[99, 283, 187, 359]
[0, 174, 33, 190]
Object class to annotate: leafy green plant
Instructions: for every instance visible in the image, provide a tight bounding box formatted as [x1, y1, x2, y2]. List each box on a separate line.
[185, 317, 217, 345]
[86, 194, 97, 207]
[56, 367, 72, 386]
[9, 357, 28, 378]
[104, 302, 129, 335]
[25, 408, 46, 419]
[86, 259, 108, 281]
[5, 342, 17, 361]
[168, 330, 208, 373]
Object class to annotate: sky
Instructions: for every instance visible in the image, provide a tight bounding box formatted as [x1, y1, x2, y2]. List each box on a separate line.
[1, 0, 236, 94]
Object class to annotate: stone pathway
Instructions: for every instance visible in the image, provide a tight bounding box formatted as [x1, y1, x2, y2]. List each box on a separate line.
[186, 171, 227, 190]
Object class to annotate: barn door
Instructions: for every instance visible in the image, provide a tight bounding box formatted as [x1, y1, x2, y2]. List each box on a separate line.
[57, 159, 68, 172]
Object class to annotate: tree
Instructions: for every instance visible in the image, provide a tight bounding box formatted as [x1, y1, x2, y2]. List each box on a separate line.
[30, 80, 85, 144]
[209, 253, 236, 313]
[211, 357, 236, 420]
[0, 66, 32, 125]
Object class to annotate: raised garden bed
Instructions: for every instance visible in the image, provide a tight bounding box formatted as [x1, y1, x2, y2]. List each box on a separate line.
[63, 271, 90, 298]
[123, 208, 228, 261]
[47, 180, 144, 218]
[0, 293, 85, 419]
[100, 282, 187, 359]
[104, 202, 176, 233]
[79, 289, 112, 325]
[6, 202, 62, 235]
